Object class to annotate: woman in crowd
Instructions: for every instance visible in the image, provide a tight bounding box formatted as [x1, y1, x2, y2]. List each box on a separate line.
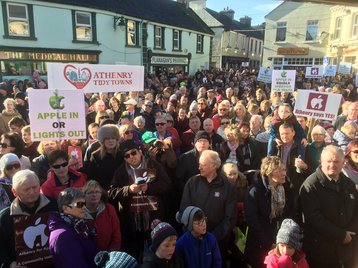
[343, 139, 358, 186]
[217, 115, 231, 140]
[119, 124, 142, 147]
[83, 180, 121, 251]
[0, 153, 22, 184]
[21, 125, 40, 161]
[41, 149, 87, 199]
[0, 132, 31, 169]
[133, 115, 146, 136]
[219, 124, 242, 165]
[231, 103, 250, 125]
[237, 122, 259, 172]
[48, 188, 98, 268]
[0, 98, 22, 135]
[108, 96, 124, 123]
[175, 108, 189, 137]
[244, 156, 294, 268]
[95, 110, 110, 125]
[305, 125, 327, 174]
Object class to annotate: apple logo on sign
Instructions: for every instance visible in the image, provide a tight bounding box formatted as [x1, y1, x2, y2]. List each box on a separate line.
[306, 93, 328, 111]
[23, 217, 49, 249]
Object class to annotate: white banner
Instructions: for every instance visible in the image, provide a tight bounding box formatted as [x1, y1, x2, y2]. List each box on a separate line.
[28, 90, 86, 141]
[338, 62, 352, 75]
[271, 70, 296, 92]
[305, 66, 324, 78]
[323, 65, 337, 77]
[293, 90, 342, 121]
[47, 63, 144, 92]
[257, 67, 272, 83]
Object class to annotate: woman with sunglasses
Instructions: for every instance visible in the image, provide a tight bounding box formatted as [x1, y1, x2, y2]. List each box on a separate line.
[216, 115, 231, 140]
[0, 132, 31, 169]
[0, 153, 20, 209]
[119, 124, 143, 148]
[95, 110, 111, 125]
[48, 188, 98, 268]
[41, 150, 87, 199]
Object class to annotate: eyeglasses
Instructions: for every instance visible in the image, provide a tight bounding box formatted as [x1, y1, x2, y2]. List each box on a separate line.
[99, 116, 109, 120]
[145, 104, 153, 108]
[193, 217, 208, 226]
[125, 130, 133, 135]
[155, 122, 166, 126]
[220, 121, 230, 126]
[52, 161, 68, 169]
[219, 109, 227, 112]
[68, 201, 86, 208]
[86, 191, 102, 196]
[124, 149, 138, 159]
[198, 102, 206, 105]
[5, 163, 21, 171]
[0, 143, 10, 149]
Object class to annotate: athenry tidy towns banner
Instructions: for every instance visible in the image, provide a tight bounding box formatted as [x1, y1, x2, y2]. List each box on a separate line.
[47, 63, 144, 92]
[28, 90, 86, 141]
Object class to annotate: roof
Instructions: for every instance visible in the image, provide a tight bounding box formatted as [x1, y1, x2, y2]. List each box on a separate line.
[288, 0, 358, 6]
[37, 0, 214, 35]
[205, 8, 264, 40]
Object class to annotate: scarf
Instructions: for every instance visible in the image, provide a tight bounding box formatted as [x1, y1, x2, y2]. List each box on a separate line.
[227, 142, 239, 163]
[268, 184, 285, 220]
[60, 213, 96, 239]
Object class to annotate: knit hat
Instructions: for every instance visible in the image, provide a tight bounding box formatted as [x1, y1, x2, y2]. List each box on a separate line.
[189, 101, 198, 111]
[97, 124, 120, 144]
[194, 131, 211, 144]
[175, 206, 202, 231]
[120, 140, 140, 154]
[15, 92, 26, 101]
[150, 219, 177, 252]
[0, 153, 21, 174]
[94, 251, 138, 268]
[141, 131, 157, 144]
[276, 219, 302, 249]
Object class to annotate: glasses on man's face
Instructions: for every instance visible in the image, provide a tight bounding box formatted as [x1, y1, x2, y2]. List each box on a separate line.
[99, 116, 109, 120]
[68, 201, 86, 209]
[193, 217, 208, 226]
[155, 122, 166, 126]
[124, 149, 138, 159]
[5, 163, 21, 171]
[220, 121, 230, 126]
[52, 161, 68, 169]
[0, 143, 10, 149]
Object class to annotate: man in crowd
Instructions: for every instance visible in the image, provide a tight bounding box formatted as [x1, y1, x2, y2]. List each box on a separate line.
[334, 101, 358, 131]
[181, 116, 201, 153]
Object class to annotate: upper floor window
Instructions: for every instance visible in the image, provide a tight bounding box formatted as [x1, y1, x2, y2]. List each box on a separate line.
[155, 26, 165, 49]
[127, 20, 138, 46]
[196, 34, 204, 53]
[334, 17, 342, 39]
[250, 39, 253, 52]
[352, 13, 358, 39]
[173, 29, 181, 50]
[306, 20, 318, 41]
[75, 11, 92, 41]
[276, 22, 287, 42]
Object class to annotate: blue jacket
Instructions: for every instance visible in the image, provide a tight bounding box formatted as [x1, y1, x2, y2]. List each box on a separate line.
[176, 231, 222, 268]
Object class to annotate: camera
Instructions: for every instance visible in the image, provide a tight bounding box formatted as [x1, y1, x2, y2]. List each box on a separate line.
[152, 140, 164, 150]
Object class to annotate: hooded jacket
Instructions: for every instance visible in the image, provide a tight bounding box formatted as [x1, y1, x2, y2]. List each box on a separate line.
[264, 249, 309, 268]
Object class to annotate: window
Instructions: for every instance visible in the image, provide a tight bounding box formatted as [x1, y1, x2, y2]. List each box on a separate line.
[259, 41, 262, 55]
[334, 17, 342, 39]
[173, 29, 181, 50]
[154, 26, 165, 49]
[74, 11, 93, 41]
[196, 34, 204, 53]
[250, 39, 253, 52]
[255, 40, 258, 54]
[127, 20, 138, 46]
[306, 20, 318, 41]
[276, 22, 287, 42]
[352, 13, 358, 39]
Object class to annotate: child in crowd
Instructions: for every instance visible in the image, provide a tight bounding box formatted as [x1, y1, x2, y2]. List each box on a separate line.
[267, 103, 307, 158]
[175, 206, 222, 268]
[264, 219, 309, 268]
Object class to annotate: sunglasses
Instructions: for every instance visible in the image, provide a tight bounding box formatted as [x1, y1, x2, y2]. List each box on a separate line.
[68, 201, 86, 208]
[125, 130, 133, 135]
[124, 149, 138, 159]
[219, 109, 227, 111]
[220, 121, 230, 126]
[5, 163, 21, 171]
[155, 122, 166, 126]
[0, 143, 10, 149]
[198, 102, 206, 105]
[99, 116, 109, 120]
[52, 161, 68, 169]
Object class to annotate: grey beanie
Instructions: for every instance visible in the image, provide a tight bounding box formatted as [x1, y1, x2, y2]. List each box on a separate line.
[176, 206, 202, 231]
[0, 153, 21, 174]
[97, 124, 120, 144]
[276, 219, 302, 249]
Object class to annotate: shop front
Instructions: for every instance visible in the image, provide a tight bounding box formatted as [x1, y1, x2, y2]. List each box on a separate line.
[222, 56, 249, 70]
[148, 51, 191, 76]
[0, 46, 101, 82]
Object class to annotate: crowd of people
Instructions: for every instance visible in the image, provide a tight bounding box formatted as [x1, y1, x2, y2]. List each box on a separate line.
[0, 68, 357, 268]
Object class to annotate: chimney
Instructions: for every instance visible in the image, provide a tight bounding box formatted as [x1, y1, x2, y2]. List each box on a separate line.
[240, 16, 252, 27]
[220, 7, 235, 20]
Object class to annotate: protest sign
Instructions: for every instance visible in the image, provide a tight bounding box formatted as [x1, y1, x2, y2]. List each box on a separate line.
[271, 70, 296, 92]
[28, 89, 86, 141]
[257, 67, 272, 83]
[323, 65, 337, 76]
[47, 63, 144, 92]
[305, 66, 324, 78]
[338, 62, 352, 74]
[293, 90, 342, 121]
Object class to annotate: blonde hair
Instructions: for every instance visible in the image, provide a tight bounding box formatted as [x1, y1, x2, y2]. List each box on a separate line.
[224, 125, 241, 141]
[95, 110, 110, 124]
[260, 156, 283, 177]
[311, 125, 326, 140]
[119, 124, 132, 138]
[222, 162, 247, 189]
[37, 140, 60, 155]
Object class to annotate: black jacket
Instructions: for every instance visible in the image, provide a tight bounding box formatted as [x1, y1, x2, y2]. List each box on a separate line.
[175, 149, 200, 192]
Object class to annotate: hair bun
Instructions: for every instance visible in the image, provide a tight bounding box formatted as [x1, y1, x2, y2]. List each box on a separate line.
[150, 219, 162, 230]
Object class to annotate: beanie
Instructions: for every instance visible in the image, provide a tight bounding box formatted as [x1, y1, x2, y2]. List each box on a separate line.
[194, 131, 211, 144]
[15, 92, 26, 101]
[189, 101, 198, 111]
[175, 206, 202, 231]
[276, 219, 302, 249]
[94, 251, 138, 268]
[97, 124, 120, 144]
[0, 153, 21, 174]
[119, 140, 140, 155]
[150, 220, 177, 252]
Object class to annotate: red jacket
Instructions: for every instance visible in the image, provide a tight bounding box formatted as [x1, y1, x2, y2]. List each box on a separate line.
[264, 249, 309, 268]
[86, 202, 121, 251]
[40, 167, 87, 199]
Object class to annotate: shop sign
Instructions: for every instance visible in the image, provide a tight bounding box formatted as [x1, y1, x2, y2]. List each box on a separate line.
[0, 51, 97, 62]
[277, 47, 309, 55]
[151, 56, 188, 65]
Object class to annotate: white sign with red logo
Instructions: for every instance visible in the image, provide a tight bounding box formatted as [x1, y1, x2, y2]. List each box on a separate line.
[293, 90, 342, 121]
[47, 63, 144, 92]
[271, 70, 296, 92]
[305, 66, 324, 78]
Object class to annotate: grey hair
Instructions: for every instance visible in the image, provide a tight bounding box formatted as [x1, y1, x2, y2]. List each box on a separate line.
[12, 169, 40, 191]
[321, 145, 344, 162]
[250, 114, 263, 125]
[134, 115, 145, 126]
[57, 188, 85, 212]
[200, 150, 221, 169]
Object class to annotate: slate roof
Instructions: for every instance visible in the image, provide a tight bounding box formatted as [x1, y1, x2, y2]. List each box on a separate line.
[205, 8, 264, 40]
[37, 0, 214, 35]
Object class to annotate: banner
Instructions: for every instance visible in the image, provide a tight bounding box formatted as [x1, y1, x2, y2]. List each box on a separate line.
[323, 65, 337, 77]
[271, 70, 296, 92]
[338, 62, 352, 74]
[293, 90, 342, 121]
[28, 89, 86, 141]
[47, 63, 144, 92]
[305, 66, 324, 78]
[257, 67, 272, 83]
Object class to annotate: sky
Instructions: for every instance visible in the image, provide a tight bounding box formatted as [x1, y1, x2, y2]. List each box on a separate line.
[205, 0, 284, 25]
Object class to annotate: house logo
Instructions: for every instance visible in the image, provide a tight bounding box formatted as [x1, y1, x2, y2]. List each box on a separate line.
[310, 67, 319, 75]
[23, 217, 48, 249]
[306, 93, 328, 111]
[64, 64, 92, 89]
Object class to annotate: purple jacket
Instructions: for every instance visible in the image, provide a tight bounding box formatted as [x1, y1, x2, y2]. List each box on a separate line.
[48, 212, 98, 268]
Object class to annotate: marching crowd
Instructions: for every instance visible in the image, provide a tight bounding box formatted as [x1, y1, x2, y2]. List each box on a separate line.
[0, 68, 357, 268]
